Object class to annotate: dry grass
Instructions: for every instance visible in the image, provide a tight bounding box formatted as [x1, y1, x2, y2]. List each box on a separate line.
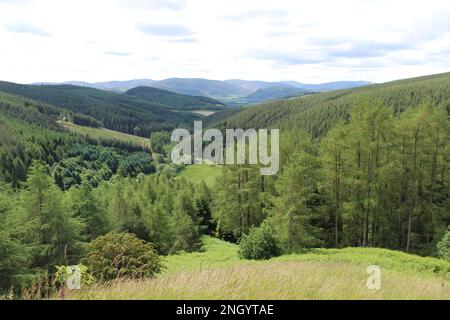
[64, 261, 450, 300]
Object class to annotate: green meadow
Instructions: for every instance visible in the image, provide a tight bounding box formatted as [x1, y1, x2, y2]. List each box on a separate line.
[65, 237, 450, 300]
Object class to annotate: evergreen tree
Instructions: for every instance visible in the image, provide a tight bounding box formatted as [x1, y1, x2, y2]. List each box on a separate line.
[22, 161, 83, 268]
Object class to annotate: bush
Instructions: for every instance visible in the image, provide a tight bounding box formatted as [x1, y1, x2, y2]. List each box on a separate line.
[437, 229, 450, 261]
[239, 220, 281, 260]
[81, 232, 163, 281]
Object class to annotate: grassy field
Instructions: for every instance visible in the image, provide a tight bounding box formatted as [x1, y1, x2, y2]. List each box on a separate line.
[66, 237, 450, 300]
[177, 164, 222, 187]
[60, 121, 151, 149]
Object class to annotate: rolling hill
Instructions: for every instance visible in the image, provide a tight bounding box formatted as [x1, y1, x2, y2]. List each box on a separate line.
[125, 86, 226, 111]
[149, 78, 250, 100]
[286, 80, 372, 92]
[64, 237, 450, 300]
[33, 79, 156, 93]
[208, 72, 450, 138]
[224, 79, 293, 92]
[0, 81, 200, 137]
[243, 86, 312, 103]
[0, 90, 158, 189]
[33, 78, 373, 102]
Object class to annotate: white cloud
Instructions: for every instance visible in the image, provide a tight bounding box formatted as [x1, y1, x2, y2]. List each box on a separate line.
[0, 0, 449, 84]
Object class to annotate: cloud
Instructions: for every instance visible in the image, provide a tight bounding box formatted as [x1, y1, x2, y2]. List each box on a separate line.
[308, 38, 416, 59]
[137, 23, 194, 37]
[117, 0, 186, 11]
[4, 22, 50, 36]
[220, 9, 288, 22]
[103, 51, 131, 57]
[248, 50, 326, 65]
[166, 37, 199, 44]
[327, 41, 416, 59]
[0, 0, 32, 5]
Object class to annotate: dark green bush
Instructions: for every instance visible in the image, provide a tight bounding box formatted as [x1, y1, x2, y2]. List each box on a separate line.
[81, 232, 163, 281]
[239, 220, 281, 260]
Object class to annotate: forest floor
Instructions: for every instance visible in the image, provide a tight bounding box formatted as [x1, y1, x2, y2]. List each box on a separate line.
[65, 237, 450, 300]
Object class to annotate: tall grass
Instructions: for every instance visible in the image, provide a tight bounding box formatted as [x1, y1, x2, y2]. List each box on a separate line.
[62, 237, 450, 300]
[65, 261, 450, 300]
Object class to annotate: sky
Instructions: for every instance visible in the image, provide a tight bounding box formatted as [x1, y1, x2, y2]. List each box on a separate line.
[1, 0, 450, 84]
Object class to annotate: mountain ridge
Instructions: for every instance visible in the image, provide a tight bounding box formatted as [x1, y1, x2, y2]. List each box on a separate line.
[30, 78, 373, 101]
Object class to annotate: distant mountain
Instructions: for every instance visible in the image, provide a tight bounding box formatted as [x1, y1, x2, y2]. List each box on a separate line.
[277, 81, 306, 88]
[31, 78, 373, 102]
[33, 79, 156, 92]
[125, 86, 226, 111]
[243, 86, 312, 103]
[298, 81, 372, 92]
[224, 80, 286, 92]
[149, 78, 249, 100]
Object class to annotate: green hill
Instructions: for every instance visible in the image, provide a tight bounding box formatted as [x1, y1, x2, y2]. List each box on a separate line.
[0, 81, 200, 137]
[210, 72, 450, 138]
[64, 237, 450, 300]
[125, 86, 226, 111]
[59, 121, 151, 149]
[150, 78, 250, 99]
[243, 86, 312, 103]
[0, 91, 156, 190]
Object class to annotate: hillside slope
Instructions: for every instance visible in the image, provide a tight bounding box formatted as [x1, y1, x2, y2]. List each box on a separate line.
[65, 237, 450, 300]
[0, 91, 155, 189]
[243, 86, 311, 103]
[210, 72, 450, 138]
[0, 81, 199, 137]
[125, 86, 225, 111]
[150, 78, 249, 99]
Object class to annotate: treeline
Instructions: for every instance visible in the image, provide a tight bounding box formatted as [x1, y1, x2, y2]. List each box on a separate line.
[213, 103, 450, 255]
[72, 113, 102, 128]
[0, 162, 213, 291]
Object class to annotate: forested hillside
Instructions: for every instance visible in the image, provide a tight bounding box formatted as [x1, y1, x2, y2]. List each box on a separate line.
[125, 86, 225, 111]
[150, 78, 249, 99]
[0, 81, 200, 137]
[0, 91, 157, 190]
[211, 72, 450, 138]
[242, 86, 312, 103]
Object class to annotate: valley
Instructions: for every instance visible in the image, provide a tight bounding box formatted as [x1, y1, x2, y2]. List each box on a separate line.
[0, 72, 449, 301]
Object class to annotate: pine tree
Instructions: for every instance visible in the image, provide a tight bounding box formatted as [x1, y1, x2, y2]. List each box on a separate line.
[68, 176, 110, 240]
[23, 161, 83, 268]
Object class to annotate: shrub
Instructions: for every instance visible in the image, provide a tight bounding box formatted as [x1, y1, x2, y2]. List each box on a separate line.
[437, 229, 450, 261]
[81, 232, 163, 281]
[239, 220, 281, 260]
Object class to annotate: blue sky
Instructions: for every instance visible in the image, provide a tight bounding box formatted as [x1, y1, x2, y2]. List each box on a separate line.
[0, 0, 449, 83]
